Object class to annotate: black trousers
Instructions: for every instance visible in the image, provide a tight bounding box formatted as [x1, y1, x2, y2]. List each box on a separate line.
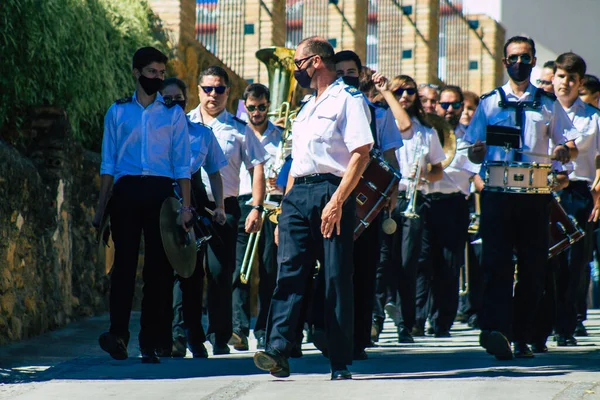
[374, 193, 427, 330]
[109, 175, 175, 350]
[266, 178, 355, 366]
[536, 182, 594, 338]
[204, 196, 241, 345]
[479, 191, 551, 343]
[417, 194, 469, 333]
[232, 195, 279, 339]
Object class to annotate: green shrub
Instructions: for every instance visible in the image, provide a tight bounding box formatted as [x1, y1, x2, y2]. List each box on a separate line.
[0, 0, 172, 151]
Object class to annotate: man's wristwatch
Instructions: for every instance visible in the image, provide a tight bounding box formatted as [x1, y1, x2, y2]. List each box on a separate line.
[252, 205, 264, 212]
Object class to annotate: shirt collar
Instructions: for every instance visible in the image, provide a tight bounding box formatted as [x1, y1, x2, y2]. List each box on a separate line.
[132, 91, 165, 108]
[564, 97, 585, 113]
[501, 81, 536, 101]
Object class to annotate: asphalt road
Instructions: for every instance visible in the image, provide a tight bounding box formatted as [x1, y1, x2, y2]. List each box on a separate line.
[0, 311, 599, 400]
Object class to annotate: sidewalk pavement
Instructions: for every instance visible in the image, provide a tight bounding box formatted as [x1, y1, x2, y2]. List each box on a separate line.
[0, 311, 599, 400]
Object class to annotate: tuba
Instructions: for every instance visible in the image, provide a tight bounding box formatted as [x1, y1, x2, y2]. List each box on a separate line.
[425, 113, 456, 169]
[239, 47, 297, 285]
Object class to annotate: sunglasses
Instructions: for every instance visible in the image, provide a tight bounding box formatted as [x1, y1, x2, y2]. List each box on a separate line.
[394, 87, 417, 96]
[201, 86, 227, 95]
[294, 54, 316, 69]
[418, 83, 440, 90]
[537, 79, 552, 86]
[439, 101, 463, 110]
[507, 53, 533, 65]
[246, 104, 268, 112]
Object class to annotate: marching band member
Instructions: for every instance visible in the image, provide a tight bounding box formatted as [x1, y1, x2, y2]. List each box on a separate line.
[160, 78, 227, 359]
[373, 74, 445, 344]
[231, 83, 282, 351]
[94, 47, 192, 364]
[465, 36, 578, 360]
[254, 36, 373, 380]
[415, 85, 478, 338]
[188, 66, 268, 355]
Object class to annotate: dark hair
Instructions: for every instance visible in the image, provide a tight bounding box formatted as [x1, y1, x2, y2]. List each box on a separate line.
[298, 36, 335, 69]
[358, 67, 376, 100]
[582, 74, 600, 94]
[243, 83, 270, 102]
[334, 50, 362, 72]
[543, 60, 556, 70]
[198, 65, 230, 87]
[132, 47, 168, 71]
[554, 52, 587, 78]
[162, 77, 188, 99]
[440, 85, 464, 103]
[389, 75, 430, 128]
[503, 36, 536, 58]
[463, 91, 480, 107]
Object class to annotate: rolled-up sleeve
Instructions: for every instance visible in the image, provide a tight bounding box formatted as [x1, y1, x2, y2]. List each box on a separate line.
[341, 95, 374, 152]
[100, 105, 117, 176]
[171, 107, 191, 180]
[463, 103, 488, 145]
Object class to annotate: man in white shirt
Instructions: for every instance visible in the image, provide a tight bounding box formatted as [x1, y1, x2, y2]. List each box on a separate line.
[94, 47, 192, 364]
[254, 37, 373, 380]
[232, 83, 283, 352]
[466, 36, 578, 360]
[188, 66, 268, 355]
[415, 85, 478, 338]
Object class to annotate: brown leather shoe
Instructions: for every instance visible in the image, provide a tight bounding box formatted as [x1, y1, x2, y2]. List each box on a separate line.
[254, 351, 290, 378]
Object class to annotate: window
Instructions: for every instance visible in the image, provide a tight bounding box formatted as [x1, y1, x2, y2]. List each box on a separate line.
[402, 5, 413, 15]
[468, 20, 480, 30]
[469, 60, 479, 70]
[244, 23, 255, 35]
[402, 49, 413, 59]
[328, 38, 337, 48]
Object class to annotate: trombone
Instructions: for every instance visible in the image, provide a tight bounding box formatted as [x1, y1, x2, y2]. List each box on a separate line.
[239, 194, 271, 285]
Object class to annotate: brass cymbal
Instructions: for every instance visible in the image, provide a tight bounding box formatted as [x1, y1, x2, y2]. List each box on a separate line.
[159, 197, 197, 278]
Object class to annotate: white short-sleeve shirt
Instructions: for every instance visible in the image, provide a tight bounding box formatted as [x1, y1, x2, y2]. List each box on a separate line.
[396, 117, 446, 194]
[187, 119, 227, 175]
[290, 78, 374, 178]
[563, 98, 600, 182]
[188, 106, 267, 200]
[239, 121, 283, 196]
[372, 104, 404, 152]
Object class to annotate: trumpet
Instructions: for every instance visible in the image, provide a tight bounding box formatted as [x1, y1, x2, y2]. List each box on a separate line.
[401, 135, 425, 219]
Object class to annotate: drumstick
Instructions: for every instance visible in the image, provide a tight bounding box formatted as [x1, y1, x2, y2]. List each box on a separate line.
[204, 207, 214, 216]
[457, 141, 485, 151]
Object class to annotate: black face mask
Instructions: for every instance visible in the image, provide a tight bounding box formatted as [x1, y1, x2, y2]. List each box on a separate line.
[506, 62, 533, 83]
[294, 66, 314, 89]
[139, 74, 163, 95]
[342, 76, 360, 88]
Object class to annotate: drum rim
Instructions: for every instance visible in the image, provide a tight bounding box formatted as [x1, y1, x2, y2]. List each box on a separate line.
[485, 161, 553, 168]
[485, 186, 553, 194]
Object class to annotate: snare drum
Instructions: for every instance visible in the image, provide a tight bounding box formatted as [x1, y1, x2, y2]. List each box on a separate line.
[485, 161, 553, 194]
[549, 195, 585, 258]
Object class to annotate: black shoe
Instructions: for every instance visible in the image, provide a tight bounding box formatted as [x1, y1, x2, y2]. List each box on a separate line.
[254, 350, 290, 378]
[556, 335, 577, 346]
[171, 336, 187, 357]
[455, 312, 469, 323]
[513, 342, 534, 358]
[574, 322, 588, 337]
[141, 348, 160, 364]
[289, 343, 303, 359]
[411, 326, 425, 337]
[426, 327, 435, 335]
[229, 331, 249, 351]
[331, 368, 352, 380]
[353, 349, 368, 360]
[434, 330, 451, 338]
[530, 342, 548, 353]
[99, 332, 128, 360]
[212, 342, 231, 355]
[480, 330, 512, 360]
[371, 318, 383, 342]
[397, 327, 414, 343]
[155, 347, 172, 357]
[467, 314, 479, 329]
[256, 336, 266, 350]
[366, 340, 377, 348]
[190, 343, 209, 358]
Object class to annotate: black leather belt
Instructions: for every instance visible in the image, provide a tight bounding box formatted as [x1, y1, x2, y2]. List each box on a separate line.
[428, 192, 465, 201]
[294, 173, 342, 185]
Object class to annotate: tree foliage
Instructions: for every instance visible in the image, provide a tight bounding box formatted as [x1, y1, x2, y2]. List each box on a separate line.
[0, 0, 172, 150]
